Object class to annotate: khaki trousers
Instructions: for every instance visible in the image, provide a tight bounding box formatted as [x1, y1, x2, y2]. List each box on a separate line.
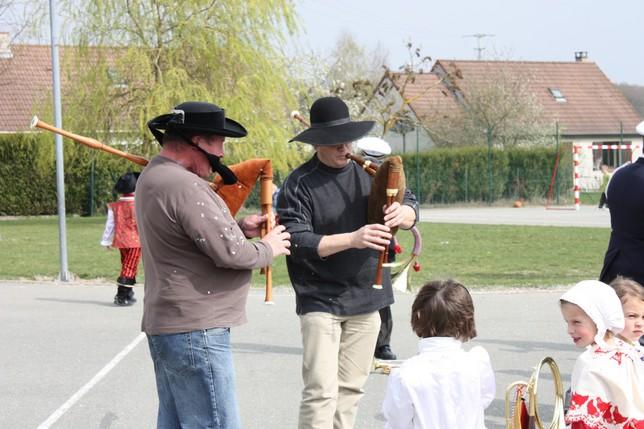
[298, 311, 381, 429]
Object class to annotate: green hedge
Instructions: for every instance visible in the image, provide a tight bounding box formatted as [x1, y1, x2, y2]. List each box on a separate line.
[400, 144, 573, 204]
[0, 134, 140, 216]
[1, 134, 573, 215]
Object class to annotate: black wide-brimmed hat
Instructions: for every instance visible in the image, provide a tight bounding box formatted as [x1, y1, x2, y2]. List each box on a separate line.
[290, 97, 374, 145]
[114, 172, 140, 194]
[147, 101, 247, 144]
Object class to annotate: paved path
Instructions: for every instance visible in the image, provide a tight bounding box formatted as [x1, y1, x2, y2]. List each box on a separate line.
[1, 281, 575, 429]
[419, 204, 610, 228]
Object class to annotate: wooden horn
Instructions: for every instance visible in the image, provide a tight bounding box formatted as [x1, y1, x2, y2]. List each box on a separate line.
[31, 116, 149, 166]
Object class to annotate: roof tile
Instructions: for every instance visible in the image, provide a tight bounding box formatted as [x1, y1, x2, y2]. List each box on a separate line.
[428, 60, 642, 135]
[0, 45, 73, 132]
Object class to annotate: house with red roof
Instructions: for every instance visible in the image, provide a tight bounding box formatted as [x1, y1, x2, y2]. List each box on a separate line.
[369, 52, 643, 190]
[0, 33, 74, 134]
[0, 32, 126, 135]
[3, 33, 643, 190]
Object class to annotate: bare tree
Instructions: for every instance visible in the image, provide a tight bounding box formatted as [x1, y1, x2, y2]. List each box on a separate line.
[617, 83, 644, 117]
[289, 31, 389, 121]
[0, 1, 47, 41]
[423, 64, 551, 147]
[0, 0, 48, 82]
[364, 41, 433, 137]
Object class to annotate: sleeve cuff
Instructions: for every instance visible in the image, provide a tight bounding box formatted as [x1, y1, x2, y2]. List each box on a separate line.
[291, 232, 324, 260]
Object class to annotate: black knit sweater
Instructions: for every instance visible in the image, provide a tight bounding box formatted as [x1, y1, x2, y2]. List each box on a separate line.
[276, 154, 418, 316]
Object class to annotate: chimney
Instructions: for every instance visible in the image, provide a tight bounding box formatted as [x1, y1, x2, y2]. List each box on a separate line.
[574, 51, 588, 62]
[0, 32, 13, 59]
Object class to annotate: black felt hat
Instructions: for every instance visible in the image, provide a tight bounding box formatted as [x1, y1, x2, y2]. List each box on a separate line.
[290, 97, 374, 145]
[147, 101, 247, 144]
[114, 172, 140, 194]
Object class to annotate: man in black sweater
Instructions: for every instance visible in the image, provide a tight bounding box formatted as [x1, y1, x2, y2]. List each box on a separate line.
[277, 97, 418, 429]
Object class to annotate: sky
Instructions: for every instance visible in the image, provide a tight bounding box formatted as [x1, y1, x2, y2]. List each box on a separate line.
[293, 0, 644, 85]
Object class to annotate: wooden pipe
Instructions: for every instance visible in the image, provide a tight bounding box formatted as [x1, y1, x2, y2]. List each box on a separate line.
[346, 153, 378, 176]
[31, 116, 149, 166]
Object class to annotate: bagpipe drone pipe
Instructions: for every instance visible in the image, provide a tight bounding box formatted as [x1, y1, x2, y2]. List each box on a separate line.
[31, 116, 277, 303]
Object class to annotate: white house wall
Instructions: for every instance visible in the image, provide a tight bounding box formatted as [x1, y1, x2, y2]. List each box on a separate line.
[383, 127, 433, 154]
[571, 136, 643, 191]
[364, 78, 435, 153]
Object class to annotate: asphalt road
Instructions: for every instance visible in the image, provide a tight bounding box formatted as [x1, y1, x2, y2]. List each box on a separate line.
[0, 281, 577, 429]
[419, 204, 610, 228]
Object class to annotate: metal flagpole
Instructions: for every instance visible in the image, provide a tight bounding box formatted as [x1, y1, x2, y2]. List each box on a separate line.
[49, 0, 71, 281]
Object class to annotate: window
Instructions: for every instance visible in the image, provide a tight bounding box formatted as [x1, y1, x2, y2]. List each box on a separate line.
[548, 88, 566, 103]
[592, 142, 632, 170]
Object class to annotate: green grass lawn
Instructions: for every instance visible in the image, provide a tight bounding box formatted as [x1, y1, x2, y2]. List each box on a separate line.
[0, 216, 610, 288]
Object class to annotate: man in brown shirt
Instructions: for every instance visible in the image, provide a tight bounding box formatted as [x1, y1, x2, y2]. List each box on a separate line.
[137, 101, 291, 429]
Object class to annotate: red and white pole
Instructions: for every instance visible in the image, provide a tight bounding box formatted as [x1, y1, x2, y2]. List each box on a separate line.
[573, 145, 580, 211]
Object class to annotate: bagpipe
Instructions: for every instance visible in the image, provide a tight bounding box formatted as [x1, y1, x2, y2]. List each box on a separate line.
[505, 356, 566, 429]
[30, 116, 276, 304]
[290, 111, 422, 292]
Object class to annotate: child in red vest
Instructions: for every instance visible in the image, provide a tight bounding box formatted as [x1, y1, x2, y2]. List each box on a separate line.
[101, 172, 141, 306]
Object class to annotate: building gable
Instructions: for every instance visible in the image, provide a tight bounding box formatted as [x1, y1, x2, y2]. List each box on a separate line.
[431, 59, 642, 136]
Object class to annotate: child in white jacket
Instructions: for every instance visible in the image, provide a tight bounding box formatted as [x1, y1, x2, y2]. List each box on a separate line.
[382, 279, 495, 429]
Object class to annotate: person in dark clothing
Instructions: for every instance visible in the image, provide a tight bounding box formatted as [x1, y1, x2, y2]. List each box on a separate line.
[597, 164, 612, 209]
[277, 97, 418, 429]
[599, 154, 644, 286]
[599, 152, 644, 346]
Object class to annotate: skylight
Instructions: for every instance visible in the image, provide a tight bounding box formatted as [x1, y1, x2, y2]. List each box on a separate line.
[549, 88, 566, 103]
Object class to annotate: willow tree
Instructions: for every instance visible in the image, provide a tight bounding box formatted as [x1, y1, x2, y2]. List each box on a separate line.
[57, 0, 301, 173]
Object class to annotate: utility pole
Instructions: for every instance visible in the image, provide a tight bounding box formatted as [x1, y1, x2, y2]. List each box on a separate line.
[463, 33, 495, 60]
[49, 0, 71, 281]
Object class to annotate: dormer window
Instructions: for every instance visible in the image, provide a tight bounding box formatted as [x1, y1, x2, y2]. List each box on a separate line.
[549, 88, 566, 103]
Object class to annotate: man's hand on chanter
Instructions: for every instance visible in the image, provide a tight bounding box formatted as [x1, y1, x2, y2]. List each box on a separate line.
[262, 224, 291, 257]
[383, 201, 416, 229]
[350, 224, 392, 251]
[238, 214, 268, 238]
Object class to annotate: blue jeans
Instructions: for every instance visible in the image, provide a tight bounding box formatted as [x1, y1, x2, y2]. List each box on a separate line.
[147, 328, 240, 429]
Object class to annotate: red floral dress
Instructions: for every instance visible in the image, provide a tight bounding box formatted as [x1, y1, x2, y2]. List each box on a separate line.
[566, 339, 644, 429]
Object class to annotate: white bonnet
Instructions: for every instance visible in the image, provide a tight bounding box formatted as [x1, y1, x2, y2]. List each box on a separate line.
[560, 280, 625, 347]
[356, 137, 391, 157]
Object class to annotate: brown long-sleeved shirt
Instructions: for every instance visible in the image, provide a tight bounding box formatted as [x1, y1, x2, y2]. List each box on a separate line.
[136, 156, 273, 335]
